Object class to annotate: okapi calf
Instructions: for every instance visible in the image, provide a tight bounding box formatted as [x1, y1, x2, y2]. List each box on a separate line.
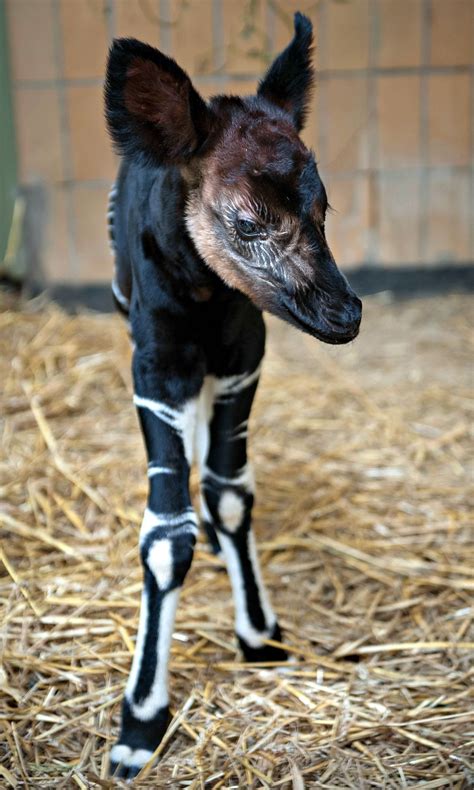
[104, 12, 361, 777]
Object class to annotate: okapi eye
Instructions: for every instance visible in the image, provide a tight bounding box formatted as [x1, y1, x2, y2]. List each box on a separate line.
[235, 217, 262, 241]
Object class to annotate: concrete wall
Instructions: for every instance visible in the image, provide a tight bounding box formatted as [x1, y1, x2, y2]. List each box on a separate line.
[6, 0, 474, 285]
[0, 1, 17, 262]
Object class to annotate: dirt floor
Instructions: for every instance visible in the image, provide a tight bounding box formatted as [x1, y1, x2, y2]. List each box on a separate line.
[0, 292, 473, 788]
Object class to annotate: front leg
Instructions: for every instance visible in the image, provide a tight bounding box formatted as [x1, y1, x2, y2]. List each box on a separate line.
[200, 318, 287, 663]
[110, 338, 204, 779]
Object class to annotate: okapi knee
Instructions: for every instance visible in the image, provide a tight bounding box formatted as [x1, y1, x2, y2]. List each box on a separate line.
[202, 469, 287, 663]
[202, 467, 254, 537]
[140, 526, 195, 592]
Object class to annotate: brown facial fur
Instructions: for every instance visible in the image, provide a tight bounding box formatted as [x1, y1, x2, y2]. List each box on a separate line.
[184, 101, 327, 311]
[186, 185, 262, 302]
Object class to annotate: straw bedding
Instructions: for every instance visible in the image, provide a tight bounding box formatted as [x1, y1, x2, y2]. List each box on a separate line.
[0, 292, 472, 788]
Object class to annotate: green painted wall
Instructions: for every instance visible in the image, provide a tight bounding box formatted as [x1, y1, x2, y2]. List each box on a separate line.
[0, 0, 17, 263]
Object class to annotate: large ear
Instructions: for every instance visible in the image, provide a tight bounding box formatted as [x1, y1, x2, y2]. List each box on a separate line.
[104, 38, 214, 166]
[257, 12, 314, 131]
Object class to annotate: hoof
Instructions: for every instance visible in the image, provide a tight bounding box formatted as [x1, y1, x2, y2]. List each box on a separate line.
[238, 622, 288, 663]
[109, 744, 155, 780]
[109, 700, 170, 779]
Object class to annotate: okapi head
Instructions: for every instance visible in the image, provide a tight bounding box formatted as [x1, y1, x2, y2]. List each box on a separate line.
[105, 12, 362, 344]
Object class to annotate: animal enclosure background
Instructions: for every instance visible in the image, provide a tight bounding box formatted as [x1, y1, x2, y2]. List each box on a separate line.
[0, 1, 473, 787]
[0, 295, 473, 786]
[3, 0, 474, 286]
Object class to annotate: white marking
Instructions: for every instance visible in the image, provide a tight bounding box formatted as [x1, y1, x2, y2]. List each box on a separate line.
[180, 400, 198, 465]
[195, 377, 215, 529]
[230, 419, 249, 441]
[110, 744, 131, 764]
[147, 465, 176, 477]
[147, 538, 173, 589]
[218, 531, 276, 648]
[125, 587, 149, 703]
[194, 376, 215, 471]
[128, 588, 181, 720]
[126, 748, 154, 768]
[218, 490, 244, 532]
[203, 463, 255, 494]
[133, 395, 197, 465]
[111, 278, 130, 310]
[232, 430, 248, 441]
[107, 183, 116, 257]
[140, 507, 197, 544]
[200, 492, 212, 524]
[248, 530, 277, 630]
[110, 743, 154, 769]
[214, 365, 261, 402]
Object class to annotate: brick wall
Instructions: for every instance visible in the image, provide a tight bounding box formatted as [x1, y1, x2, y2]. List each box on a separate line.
[6, 0, 474, 284]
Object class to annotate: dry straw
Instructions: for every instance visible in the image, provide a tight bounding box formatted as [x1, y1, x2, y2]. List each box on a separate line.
[0, 292, 472, 787]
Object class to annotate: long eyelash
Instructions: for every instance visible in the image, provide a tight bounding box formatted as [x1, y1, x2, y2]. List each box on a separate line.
[221, 198, 241, 225]
[222, 194, 279, 228]
[248, 198, 279, 225]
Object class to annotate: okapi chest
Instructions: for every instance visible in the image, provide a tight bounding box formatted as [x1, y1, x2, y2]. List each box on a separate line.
[104, 12, 361, 778]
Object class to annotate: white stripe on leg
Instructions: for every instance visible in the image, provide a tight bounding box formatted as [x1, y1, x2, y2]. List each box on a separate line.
[125, 587, 150, 704]
[218, 531, 276, 649]
[134, 394, 198, 465]
[147, 465, 176, 477]
[140, 507, 198, 544]
[202, 463, 255, 494]
[213, 365, 262, 401]
[194, 376, 215, 471]
[126, 587, 181, 721]
[248, 531, 276, 630]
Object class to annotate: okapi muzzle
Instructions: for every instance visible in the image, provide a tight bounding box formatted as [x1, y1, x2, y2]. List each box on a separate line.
[278, 248, 362, 344]
[104, 10, 362, 779]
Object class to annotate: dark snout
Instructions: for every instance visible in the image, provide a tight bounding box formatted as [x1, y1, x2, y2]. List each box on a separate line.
[318, 288, 362, 343]
[280, 284, 362, 345]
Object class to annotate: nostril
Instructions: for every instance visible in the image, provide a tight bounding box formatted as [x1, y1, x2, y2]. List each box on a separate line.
[340, 293, 361, 324]
[349, 297, 362, 325]
[325, 296, 361, 333]
[317, 290, 362, 335]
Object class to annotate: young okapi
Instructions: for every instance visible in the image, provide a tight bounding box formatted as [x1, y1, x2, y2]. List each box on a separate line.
[105, 12, 361, 777]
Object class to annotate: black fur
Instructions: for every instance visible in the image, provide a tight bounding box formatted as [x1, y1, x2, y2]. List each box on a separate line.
[104, 12, 361, 774]
[110, 700, 170, 779]
[238, 623, 286, 663]
[105, 38, 214, 166]
[257, 12, 314, 131]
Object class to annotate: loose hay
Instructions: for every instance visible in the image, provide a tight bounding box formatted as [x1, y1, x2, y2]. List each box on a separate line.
[0, 292, 473, 788]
